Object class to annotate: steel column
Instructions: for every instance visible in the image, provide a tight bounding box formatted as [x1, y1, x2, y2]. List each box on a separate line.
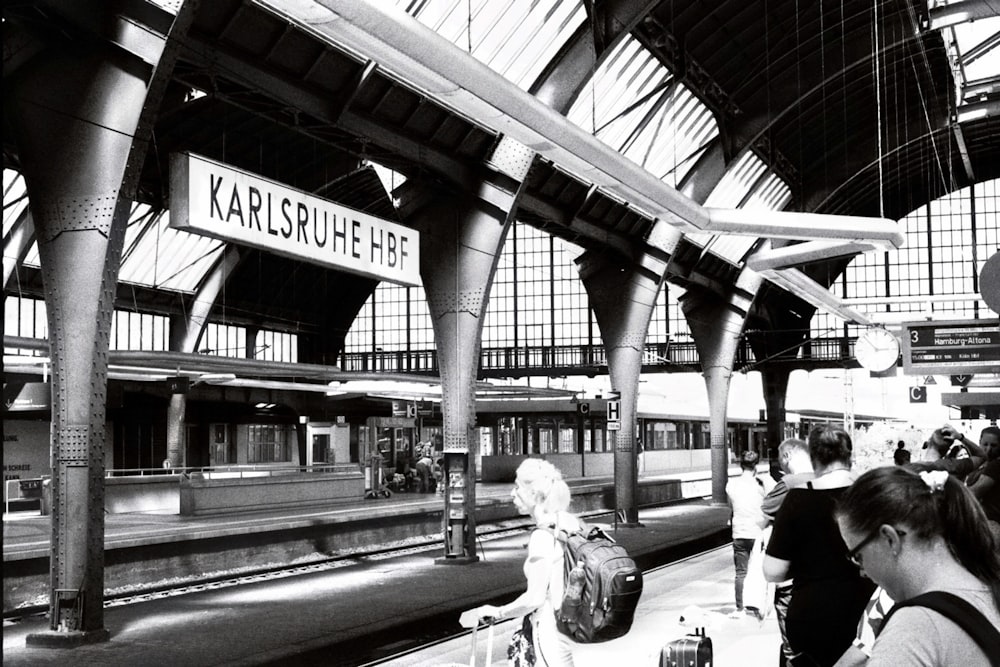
[578, 252, 662, 525]
[5, 1, 196, 646]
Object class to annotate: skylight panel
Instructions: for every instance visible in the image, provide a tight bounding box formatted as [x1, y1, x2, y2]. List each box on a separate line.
[705, 152, 769, 208]
[3, 169, 29, 238]
[117, 209, 225, 293]
[690, 153, 791, 265]
[952, 17, 1000, 83]
[567, 36, 720, 190]
[394, 0, 586, 90]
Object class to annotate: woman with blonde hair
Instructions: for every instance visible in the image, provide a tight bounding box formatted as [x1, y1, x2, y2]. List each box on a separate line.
[461, 458, 582, 666]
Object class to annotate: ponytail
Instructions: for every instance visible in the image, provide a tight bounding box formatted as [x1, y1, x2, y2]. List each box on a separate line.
[837, 466, 1000, 602]
[937, 474, 1000, 601]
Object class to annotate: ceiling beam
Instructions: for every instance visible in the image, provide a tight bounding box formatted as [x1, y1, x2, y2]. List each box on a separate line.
[262, 0, 904, 248]
[928, 0, 1000, 30]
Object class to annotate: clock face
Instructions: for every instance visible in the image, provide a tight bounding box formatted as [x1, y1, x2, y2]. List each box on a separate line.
[855, 328, 900, 372]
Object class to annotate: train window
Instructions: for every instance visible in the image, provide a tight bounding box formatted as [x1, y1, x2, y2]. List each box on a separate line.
[538, 428, 554, 454]
[592, 428, 605, 452]
[246, 424, 290, 463]
[558, 426, 575, 453]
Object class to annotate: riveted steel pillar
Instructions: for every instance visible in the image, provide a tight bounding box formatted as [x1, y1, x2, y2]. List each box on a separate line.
[5, 1, 197, 646]
[682, 271, 762, 505]
[578, 252, 662, 526]
[761, 366, 792, 479]
[413, 192, 512, 560]
[403, 136, 529, 562]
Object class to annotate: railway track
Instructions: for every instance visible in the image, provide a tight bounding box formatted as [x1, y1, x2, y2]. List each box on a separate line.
[2, 509, 614, 624]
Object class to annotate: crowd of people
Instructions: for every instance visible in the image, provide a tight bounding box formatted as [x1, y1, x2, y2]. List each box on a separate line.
[455, 422, 999, 666]
[389, 434, 444, 493]
[740, 423, 1000, 666]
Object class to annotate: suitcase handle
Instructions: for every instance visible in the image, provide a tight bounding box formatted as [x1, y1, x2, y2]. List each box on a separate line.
[469, 621, 494, 667]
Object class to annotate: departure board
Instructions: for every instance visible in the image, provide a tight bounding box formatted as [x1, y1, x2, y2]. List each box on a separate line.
[901, 319, 1000, 375]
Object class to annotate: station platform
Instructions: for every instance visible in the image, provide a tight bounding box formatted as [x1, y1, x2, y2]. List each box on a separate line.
[2, 499, 769, 666]
[3, 471, 720, 559]
[4, 469, 736, 616]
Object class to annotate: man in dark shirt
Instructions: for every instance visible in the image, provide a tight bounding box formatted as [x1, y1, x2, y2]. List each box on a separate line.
[761, 437, 813, 667]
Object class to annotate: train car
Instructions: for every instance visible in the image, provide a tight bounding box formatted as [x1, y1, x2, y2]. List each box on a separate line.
[473, 395, 779, 482]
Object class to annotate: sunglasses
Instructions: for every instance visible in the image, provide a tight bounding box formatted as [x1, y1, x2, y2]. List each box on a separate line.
[845, 528, 906, 567]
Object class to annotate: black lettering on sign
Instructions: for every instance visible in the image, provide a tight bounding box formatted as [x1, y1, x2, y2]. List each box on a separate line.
[248, 187, 263, 231]
[371, 227, 383, 265]
[226, 183, 244, 224]
[297, 202, 309, 244]
[352, 220, 362, 259]
[210, 174, 225, 219]
[333, 215, 347, 254]
[314, 209, 327, 248]
[280, 198, 293, 238]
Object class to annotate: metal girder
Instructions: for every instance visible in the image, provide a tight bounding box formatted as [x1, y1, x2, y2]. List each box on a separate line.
[929, 0, 1000, 30]
[261, 0, 903, 248]
[745, 241, 878, 272]
[755, 267, 872, 325]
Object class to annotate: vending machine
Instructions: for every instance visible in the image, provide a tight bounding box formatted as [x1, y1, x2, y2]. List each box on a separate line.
[439, 452, 477, 563]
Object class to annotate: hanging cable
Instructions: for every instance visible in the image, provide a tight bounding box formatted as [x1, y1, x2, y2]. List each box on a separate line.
[873, 0, 885, 219]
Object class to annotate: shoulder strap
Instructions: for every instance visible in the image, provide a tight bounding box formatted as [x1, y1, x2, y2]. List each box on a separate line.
[878, 591, 1000, 661]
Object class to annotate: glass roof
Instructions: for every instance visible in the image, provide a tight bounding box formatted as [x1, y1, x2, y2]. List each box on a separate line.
[7, 166, 225, 294]
[116, 209, 226, 292]
[566, 35, 720, 189]
[393, 0, 586, 91]
[689, 152, 791, 265]
[3, 169, 29, 239]
[936, 3, 1000, 88]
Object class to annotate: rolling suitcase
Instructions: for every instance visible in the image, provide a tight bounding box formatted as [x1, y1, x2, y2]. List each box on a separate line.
[661, 627, 712, 667]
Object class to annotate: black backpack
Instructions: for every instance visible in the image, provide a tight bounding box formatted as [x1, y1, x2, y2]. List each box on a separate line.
[549, 523, 643, 643]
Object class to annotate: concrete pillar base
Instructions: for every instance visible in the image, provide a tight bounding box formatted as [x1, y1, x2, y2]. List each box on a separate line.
[615, 521, 645, 529]
[26, 628, 111, 648]
[435, 555, 480, 565]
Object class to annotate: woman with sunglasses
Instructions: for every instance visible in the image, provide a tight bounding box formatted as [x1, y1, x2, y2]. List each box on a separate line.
[835, 466, 1000, 666]
[763, 425, 876, 666]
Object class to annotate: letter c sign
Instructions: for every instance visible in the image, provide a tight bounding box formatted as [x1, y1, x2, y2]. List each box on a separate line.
[909, 386, 927, 403]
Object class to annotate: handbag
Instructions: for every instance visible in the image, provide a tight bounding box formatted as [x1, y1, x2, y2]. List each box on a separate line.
[507, 615, 536, 667]
[742, 526, 774, 618]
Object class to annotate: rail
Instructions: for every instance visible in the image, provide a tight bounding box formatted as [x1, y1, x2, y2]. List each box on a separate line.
[339, 337, 863, 376]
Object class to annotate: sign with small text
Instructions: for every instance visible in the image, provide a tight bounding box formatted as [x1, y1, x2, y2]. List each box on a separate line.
[902, 319, 1000, 375]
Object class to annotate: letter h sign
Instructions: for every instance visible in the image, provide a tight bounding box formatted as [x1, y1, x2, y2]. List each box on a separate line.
[607, 400, 621, 422]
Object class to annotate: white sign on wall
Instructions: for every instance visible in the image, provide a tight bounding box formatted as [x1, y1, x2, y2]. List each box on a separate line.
[169, 152, 420, 286]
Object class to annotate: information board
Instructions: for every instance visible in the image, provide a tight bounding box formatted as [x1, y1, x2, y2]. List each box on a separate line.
[901, 319, 1000, 375]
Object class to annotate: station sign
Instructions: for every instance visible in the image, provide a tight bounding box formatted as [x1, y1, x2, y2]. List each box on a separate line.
[169, 152, 420, 286]
[901, 319, 1000, 375]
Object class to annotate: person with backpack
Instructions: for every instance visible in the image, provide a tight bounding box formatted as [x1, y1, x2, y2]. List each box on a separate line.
[462, 458, 584, 666]
[835, 466, 1000, 666]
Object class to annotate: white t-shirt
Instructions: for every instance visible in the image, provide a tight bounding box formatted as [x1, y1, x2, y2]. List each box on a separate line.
[725, 473, 766, 540]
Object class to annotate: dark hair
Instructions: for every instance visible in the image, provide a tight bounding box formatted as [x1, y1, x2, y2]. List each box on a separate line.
[896, 440, 906, 450]
[807, 425, 852, 469]
[982, 426, 1000, 440]
[740, 450, 759, 471]
[836, 466, 1000, 602]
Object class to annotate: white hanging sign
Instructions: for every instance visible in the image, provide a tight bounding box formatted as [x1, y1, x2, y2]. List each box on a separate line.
[169, 152, 420, 286]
